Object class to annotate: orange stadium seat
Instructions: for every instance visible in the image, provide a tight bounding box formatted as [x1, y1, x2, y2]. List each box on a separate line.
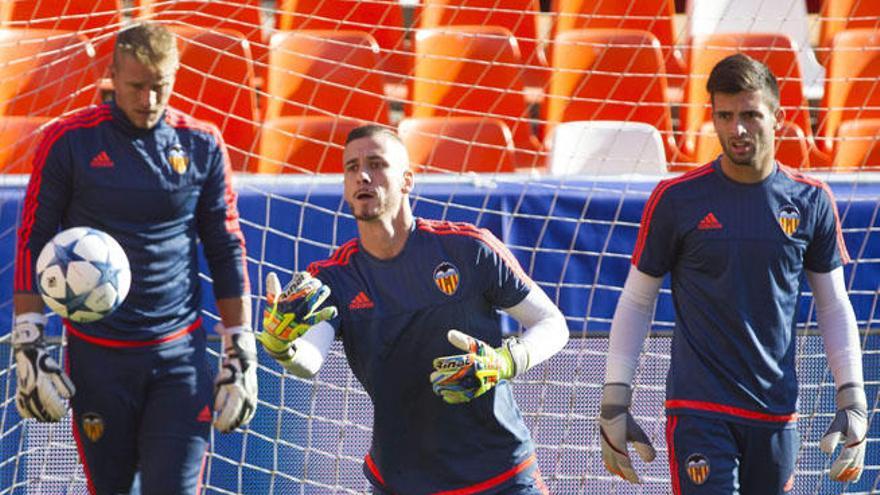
[819, 0, 880, 66]
[553, 0, 685, 83]
[411, 26, 540, 167]
[169, 26, 259, 173]
[398, 117, 516, 173]
[140, 0, 267, 82]
[832, 119, 880, 171]
[0, 0, 122, 32]
[265, 30, 389, 125]
[419, 0, 547, 88]
[545, 29, 677, 161]
[277, 0, 411, 83]
[0, 115, 50, 174]
[0, 29, 100, 117]
[818, 28, 880, 154]
[680, 32, 816, 159]
[257, 116, 362, 173]
[694, 120, 811, 169]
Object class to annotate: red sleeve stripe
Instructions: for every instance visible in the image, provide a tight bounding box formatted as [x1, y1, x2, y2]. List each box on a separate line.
[15, 106, 112, 292]
[307, 239, 359, 275]
[417, 219, 533, 287]
[779, 166, 851, 264]
[665, 399, 798, 422]
[631, 163, 715, 266]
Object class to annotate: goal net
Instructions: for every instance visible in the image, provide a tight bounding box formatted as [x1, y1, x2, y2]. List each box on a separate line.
[0, 0, 877, 494]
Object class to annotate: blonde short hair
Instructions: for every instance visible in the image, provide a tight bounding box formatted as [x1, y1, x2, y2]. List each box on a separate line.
[114, 22, 178, 70]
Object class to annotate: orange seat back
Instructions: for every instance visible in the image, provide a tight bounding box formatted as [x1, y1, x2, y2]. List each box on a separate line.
[257, 116, 362, 174]
[420, 0, 547, 87]
[0, 115, 50, 174]
[169, 26, 259, 172]
[0, 0, 122, 32]
[819, 29, 880, 153]
[832, 118, 880, 171]
[0, 29, 100, 117]
[681, 32, 812, 156]
[554, 0, 683, 75]
[277, 0, 411, 81]
[819, 0, 880, 64]
[399, 117, 516, 173]
[141, 0, 267, 80]
[546, 29, 674, 158]
[411, 26, 537, 154]
[265, 30, 389, 125]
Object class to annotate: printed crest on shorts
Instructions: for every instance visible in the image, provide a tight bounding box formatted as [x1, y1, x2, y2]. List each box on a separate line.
[168, 144, 189, 174]
[685, 453, 710, 485]
[778, 204, 800, 236]
[433, 262, 460, 296]
[82, 412, 104, 442]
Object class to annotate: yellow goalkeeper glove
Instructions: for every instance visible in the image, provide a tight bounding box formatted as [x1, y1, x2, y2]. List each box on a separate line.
[258, 271, 337, 360]
[430, 330, 529, 404]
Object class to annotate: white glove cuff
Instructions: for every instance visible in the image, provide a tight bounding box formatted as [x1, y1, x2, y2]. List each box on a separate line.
[12, 312, 47, 347]
[837, 384, 867, 411]
[502, 337, 530, 378]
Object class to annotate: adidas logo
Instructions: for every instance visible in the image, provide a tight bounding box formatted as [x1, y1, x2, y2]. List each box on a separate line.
[89, 151, 114, 168]
[196, 405, 212, 423]
[697, 212, 723, 230]
[349, 291, 374, 310]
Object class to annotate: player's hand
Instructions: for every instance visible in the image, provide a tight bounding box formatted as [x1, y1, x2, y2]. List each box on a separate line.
[12, 313, 76, 422]
[598, 383, 656, 483]
[430, 330, 517, 404]
[213, 328, 258, 433]
[820, 384, 867, 482]
[258, 271, 337, 361]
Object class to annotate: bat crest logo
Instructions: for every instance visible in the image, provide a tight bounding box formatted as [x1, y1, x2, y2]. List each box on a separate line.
[778, 204, 800, 236]
[433, 262, 460, 296]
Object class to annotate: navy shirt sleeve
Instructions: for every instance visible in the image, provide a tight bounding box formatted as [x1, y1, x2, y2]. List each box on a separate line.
[195, 129, 249, 299]
[804, 184, 849, 273]
[633, 182, 679, 277]
[476, 228, 531, 309]
[15, 123, 73, 293]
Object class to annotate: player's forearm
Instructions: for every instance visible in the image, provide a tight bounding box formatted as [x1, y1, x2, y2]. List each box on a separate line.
[14, 293, 44, 316]
[604, 266, 663, 386]
[503, 285, 569, 374]
[806, 268, 864, 388]
[216, 295, 251, 330]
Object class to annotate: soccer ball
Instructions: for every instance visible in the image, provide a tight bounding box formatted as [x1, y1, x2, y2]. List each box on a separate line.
[36, 227, 131, 323]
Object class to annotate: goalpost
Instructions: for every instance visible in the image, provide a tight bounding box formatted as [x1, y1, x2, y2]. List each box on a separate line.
[0, 1, 877, 494]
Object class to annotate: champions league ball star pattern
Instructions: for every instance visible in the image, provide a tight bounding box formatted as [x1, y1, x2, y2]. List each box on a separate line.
[36, 227, 131, 323]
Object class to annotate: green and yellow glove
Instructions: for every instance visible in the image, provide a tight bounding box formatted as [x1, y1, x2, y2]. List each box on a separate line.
[430, 330, 529, 404]
[258, 271, 338, 361]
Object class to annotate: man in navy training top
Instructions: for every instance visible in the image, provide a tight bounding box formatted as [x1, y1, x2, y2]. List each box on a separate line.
[12, 22, 257, 494]
[256, 124, 570, 494]
[599, 53, 867, 493]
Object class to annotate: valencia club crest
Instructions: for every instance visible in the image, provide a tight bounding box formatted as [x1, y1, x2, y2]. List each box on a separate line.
[168, 144, 189, 174]
[433, 262, 460, 296]
[778, 204, 800, 236]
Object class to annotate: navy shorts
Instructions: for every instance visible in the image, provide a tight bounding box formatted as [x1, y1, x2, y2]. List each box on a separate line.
[666, 414, 799, 495]
[67, 326, 212, 495]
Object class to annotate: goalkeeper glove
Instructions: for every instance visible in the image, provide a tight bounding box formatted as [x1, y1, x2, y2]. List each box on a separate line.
[257, 271, 337, 362]
[13, 312, 76, 422]
[598, 383, 656, 483]
[430, 329, 529, 404]
[213, 325, 258, 433]
[820, 383, 867, 482]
